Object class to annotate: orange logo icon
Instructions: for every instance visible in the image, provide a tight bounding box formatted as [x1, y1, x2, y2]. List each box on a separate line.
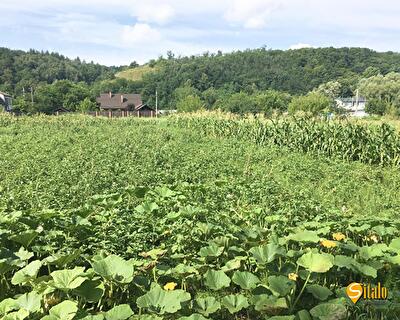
[346, 282, 363, 304]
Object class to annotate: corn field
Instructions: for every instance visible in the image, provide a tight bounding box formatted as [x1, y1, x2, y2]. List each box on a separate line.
[172, 113, 400, 167]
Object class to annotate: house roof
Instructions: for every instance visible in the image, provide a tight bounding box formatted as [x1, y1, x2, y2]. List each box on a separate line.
[55, 106, 71, 113]
[96, 93, 142, 109]
[337, 97, 367, 103]
[135, 103, 155, 111]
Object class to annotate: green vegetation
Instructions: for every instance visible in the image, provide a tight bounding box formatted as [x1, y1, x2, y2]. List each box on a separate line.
[0, 48, 117, 93]
[173, 112, 400, 166]
[3, 46, 400, 116]
[0, 114, 400, 319]
[359, 72, 400, 116]
[288, 93, 332, 115]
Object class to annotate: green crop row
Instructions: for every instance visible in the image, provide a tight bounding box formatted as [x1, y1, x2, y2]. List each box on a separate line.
[1, 115, 399, 319]
[171, 113, 400, 167]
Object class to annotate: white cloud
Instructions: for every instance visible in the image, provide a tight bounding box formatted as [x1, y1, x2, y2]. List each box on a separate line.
[224, 0, 281, 29]
[3, 0, 400, 65]
[121, 23, 161, 46]
[289, 43, 313, 50]
[133, 2, 175, 25]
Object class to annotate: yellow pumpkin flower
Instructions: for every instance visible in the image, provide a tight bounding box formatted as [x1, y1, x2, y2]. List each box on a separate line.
[321, 240, 337, 248]
[288, 273, 298, 281]
[368, 234, 379, 243]
[164, 282, 177, 291]
[332, 232, 346, 241]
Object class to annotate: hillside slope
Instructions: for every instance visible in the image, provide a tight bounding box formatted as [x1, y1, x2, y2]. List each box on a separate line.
[115, 65, 158, 81]
[0, 47, 119, 95]
[138, 47, 400, 107]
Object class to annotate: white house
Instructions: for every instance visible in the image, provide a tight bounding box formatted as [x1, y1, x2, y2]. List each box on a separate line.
[0, 91, 13, 112]
[335, 96, 368, 117]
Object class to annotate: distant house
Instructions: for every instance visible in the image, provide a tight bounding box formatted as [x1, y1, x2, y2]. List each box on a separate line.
[335, 96, 368, 117]
[0, 91, 13, 112]
[96, 92, 155, 117]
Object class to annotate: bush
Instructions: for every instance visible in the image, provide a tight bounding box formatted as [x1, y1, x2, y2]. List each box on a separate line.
[288, 92, 332, 115]
[176, 95, 203, 112]
[255, 90, 292, 114]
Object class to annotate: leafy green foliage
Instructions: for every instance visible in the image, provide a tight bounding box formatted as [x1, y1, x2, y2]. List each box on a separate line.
[0, 115, 399, 319]
[288, 92, 332, 115]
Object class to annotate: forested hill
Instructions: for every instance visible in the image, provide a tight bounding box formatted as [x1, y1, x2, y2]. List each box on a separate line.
[0, 47, 119, 95]
[2, 46, 400, 113]
[140, 47, 400, 107]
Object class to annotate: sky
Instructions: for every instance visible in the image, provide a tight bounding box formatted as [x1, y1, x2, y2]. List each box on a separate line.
[1, 0, 400, 66]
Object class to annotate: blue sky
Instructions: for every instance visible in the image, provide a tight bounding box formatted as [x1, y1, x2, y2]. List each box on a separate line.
[1, 0, 400, 66]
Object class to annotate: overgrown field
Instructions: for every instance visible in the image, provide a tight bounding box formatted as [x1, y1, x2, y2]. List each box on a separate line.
[0, 115, 400, 320]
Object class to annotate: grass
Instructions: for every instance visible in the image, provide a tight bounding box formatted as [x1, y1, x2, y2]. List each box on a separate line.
[115, 65, 158, 81]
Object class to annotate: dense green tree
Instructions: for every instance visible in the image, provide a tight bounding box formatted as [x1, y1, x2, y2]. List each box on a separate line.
[0, 47, 119, 97]
[77, 97, 97, 112]
[217, 92, 258, 114]
[254, 90, 292, 114]
[32, 80, 91, 114]
[358, 72, 400, 116]
[314, 81, 342, 100]
[288, 92, 332, 115]
[176, 95, 203, 112]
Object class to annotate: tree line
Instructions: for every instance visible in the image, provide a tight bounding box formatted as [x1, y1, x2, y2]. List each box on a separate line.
[1, 46, 400, 116]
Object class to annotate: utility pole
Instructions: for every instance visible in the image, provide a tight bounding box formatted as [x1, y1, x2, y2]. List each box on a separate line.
[30, 87, 34, 105]
[355, 89, 359, 112]
[155, 89, 158, 118]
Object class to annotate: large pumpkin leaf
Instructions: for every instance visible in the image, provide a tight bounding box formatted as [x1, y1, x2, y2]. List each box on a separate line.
[0, 299, 19, 315]
[306, 284, 333, 301]
[249, 243, 285, 264]
[297, 252, 334, 273]
[42, 300, 78, 320]
[287, 230, 320, 243]
[16, 292, 41, 313]
[232, 271, 260, 290]
[199, 244, 224, 258]
[251, 295, 288, 313]
[11, 260, 42, 285]
[92, 255, 133, 283]
[104, 304, 133, 320]
[51, 267, 87, 291]
[2, 309, 29, 320]
[9, 231, 38, 248]
[267, 275, 295, 297]
[203, 270, 231, 290]
[44, 250, 81, 268]
[359, 244, 388, 260]
[221, 294, 249, 314]
[74, 279, 105, 302]
[136, 284, 191, 314]
[195, 296, 221, 316]
[310, 303, 347, 320]
[135, 202, 159, 214]
[389, 238, 400, 251]
[221, 258, 242, 272]
[334, 255, 377, 278]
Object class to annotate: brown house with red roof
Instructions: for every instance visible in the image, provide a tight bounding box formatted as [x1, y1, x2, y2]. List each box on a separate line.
[96, 92, 155, 116]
